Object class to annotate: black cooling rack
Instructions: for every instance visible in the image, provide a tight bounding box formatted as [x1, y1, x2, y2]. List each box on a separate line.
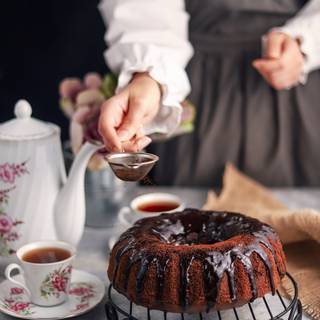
[105, 272, 302, 320]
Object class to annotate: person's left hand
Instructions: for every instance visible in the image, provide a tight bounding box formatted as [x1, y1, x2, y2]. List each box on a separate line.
[252, 31, 304, 90]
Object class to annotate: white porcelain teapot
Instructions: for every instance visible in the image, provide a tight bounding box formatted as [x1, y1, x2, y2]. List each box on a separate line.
[0, 100, 101, 255]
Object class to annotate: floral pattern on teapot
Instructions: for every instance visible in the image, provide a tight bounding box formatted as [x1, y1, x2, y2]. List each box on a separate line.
[0, 161, 29, 256]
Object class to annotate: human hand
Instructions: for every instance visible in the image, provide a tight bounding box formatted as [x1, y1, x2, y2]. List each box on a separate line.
[98, 72, 161, 152]
[252, 32, 304, 90]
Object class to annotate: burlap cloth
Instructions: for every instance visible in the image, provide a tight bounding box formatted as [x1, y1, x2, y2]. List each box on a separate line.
[203, 164, 320, 319]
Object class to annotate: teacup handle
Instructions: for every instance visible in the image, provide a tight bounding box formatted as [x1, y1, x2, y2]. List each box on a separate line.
[118, 206, 132, 227]
[5, 263, 31, 296]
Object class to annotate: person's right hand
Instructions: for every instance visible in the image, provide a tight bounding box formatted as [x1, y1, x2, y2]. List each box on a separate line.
[98, 72, 161, 152]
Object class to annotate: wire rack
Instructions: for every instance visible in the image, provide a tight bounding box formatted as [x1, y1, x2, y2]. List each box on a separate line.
[105, 272, 302, 320]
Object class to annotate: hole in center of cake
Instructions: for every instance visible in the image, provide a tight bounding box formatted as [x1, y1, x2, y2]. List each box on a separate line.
[151, 211, 262, 245]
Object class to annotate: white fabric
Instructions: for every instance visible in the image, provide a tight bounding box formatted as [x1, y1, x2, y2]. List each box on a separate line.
[99, 0, 320, 134]
[99, 0, 193, 135]
[273, 0, 320, 82]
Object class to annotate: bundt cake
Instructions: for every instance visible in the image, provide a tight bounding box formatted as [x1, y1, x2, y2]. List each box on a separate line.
[108, 209, 286, 313]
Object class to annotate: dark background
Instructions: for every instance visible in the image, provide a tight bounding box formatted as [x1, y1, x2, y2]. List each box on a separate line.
[0, 0, 109, 140]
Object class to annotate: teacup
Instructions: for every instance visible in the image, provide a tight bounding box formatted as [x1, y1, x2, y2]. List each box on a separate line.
[5, 240, 76, 307]
[108, 193, 184, 250]
[118, 192, 185, 227]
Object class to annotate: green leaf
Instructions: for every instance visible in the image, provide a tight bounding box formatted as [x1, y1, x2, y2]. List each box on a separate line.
[179, 122, 194, 133]
[181, 99, 196, 125]
[101, 74, 118, 99]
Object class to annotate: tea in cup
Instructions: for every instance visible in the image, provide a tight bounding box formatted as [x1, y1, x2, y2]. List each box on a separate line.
[5, 240, 76, 307]
[118, 193, 184, 226]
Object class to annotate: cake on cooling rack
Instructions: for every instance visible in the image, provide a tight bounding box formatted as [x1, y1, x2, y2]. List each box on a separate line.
[108, 209, 286, 313]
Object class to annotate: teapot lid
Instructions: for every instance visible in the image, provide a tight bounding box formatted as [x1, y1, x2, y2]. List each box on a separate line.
[0, 100, 58, 140]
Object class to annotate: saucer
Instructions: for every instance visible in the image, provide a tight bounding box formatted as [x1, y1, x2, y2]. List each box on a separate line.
[0, 269, 105, 319]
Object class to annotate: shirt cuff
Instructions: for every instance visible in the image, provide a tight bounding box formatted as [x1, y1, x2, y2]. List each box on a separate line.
[272, 25, 319, 83]
[106, 43, 191, 136]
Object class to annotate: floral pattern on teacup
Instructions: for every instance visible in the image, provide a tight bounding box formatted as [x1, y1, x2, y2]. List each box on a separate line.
[0, 161, 28, 256]
[69, 282, 96, 312]
[40, 265, 72, 299]
[0, 287, 34, 316]
[0, 272, 103, 318]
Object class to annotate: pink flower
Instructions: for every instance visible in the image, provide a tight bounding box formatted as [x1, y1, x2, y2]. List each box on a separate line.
[70, 286, 91, 296]
[0, 163, 16, 184]
[10, 302, 30, 311]
[52, 275, 67, 292]
[0, 214, 13, 233]
[10, 287, 24, 295]
[59, 78, 83, 101]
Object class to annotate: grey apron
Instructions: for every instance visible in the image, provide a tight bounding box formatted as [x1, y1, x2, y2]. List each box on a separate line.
[149, 0, 320, 187]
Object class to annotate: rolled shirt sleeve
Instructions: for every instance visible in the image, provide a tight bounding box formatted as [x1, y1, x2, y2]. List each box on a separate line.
[99, 0, 194, 135]
[272, 0, 320, 82]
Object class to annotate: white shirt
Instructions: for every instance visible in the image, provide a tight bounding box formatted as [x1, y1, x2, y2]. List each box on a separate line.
[99, 0, 320, 135]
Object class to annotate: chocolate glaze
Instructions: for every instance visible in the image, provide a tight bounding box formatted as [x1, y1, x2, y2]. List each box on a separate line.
[156, 257, 170, 302]
[111, 209, 284, 311]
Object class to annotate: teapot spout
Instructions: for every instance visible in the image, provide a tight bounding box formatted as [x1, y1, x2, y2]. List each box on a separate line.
[54, 142, 102, 247]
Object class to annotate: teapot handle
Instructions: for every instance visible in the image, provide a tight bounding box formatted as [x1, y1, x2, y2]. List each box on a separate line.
[54, 142, 102, 247]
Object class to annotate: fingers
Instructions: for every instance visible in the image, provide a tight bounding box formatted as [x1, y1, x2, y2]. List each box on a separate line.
[253, 62, 299, 90]
[137, 136, 152, 150]
[253, 59, 282, 73]
[98, 97, 124, 151]
[98, 73, 160, 152]
[281, 37, 302, 65]
[117, 97, 148, 142]
[120, 126, 152, 152]
[120, 126, 142, 152]
[115, 74, 161, 142]
[254, 33, 287, 72]
[253, 32, 304, 90]
[260, 70, 298, 90]
[265, 32, 285, 59]
[132, 127, 152, 151]
[121, 136, 152, 152]
[98, 95, 152, 152]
